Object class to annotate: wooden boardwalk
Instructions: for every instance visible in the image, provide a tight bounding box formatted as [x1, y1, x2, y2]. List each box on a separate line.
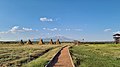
[52, 47, 74, 67]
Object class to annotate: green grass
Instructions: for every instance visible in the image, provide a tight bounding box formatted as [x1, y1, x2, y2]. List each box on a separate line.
[70, 44, 120, 67]
[22, 46, 62, 67]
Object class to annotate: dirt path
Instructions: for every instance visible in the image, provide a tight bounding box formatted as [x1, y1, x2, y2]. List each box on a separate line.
[52, 47, 74, 67]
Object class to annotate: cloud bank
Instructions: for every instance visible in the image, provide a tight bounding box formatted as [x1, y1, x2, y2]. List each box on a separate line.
[0, 26, 37, 34]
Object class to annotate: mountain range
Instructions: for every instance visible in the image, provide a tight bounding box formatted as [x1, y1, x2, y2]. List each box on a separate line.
[33, 36, 73, 42]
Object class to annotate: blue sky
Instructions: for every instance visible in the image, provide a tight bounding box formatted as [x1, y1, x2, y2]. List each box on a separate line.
[0, 0, 120, 41]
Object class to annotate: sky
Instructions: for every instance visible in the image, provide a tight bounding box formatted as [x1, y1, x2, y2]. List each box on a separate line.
[0, 0, 120, 41]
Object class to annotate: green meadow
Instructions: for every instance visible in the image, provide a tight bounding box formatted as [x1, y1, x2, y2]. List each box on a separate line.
[70, 44, 120, 67]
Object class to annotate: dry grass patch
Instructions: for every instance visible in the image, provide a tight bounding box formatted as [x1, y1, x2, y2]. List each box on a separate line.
[0, 44, 61, 67]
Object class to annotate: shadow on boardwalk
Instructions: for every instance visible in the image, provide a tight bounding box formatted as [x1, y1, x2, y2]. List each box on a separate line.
[46, 50, 61, 67]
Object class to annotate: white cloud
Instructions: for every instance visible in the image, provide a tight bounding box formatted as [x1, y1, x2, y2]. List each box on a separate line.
[43, 28, 46, 30]
[0, 31, 8, 34]
[0, 26, 37, 34]
[40, 17, 53, 22]
[66, 29, 71, 31]
[43, 28, 82, 32]
[23, 28, 32, 31]
[104, 29, 111, 32]
[74, 29, 82, 31]
[43, 28, 60, 31]
[9, 26, 19, 32]
[65, 28, 82, 31]
[48, 28, 57, 31]
[9, 26, 33, 33]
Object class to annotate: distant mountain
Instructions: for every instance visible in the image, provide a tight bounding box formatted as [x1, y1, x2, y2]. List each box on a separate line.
[33, 36, 73, 42]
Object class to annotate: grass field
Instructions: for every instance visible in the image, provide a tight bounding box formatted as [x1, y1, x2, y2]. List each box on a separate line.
[23, 46, 62, 67]
[0, 44, 63, 67]
[70, 44, 120, 67]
